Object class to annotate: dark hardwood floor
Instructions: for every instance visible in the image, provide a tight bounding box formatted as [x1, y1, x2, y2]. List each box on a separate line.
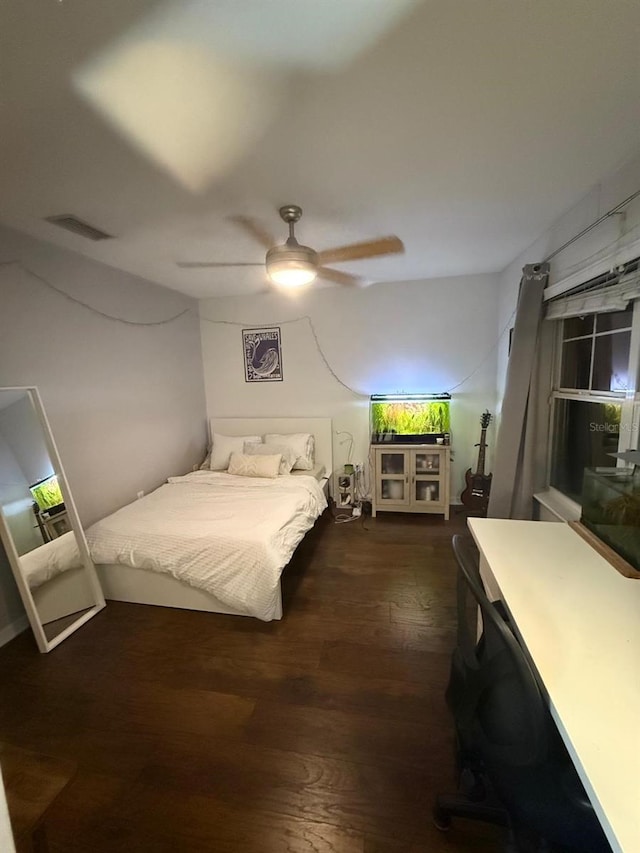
[0, 509, 505, 852]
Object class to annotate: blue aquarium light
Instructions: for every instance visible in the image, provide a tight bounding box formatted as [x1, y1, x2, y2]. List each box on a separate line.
[370, 393, 451, 401]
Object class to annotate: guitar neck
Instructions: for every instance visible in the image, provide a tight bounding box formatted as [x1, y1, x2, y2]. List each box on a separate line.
[476, 429, 487, 476]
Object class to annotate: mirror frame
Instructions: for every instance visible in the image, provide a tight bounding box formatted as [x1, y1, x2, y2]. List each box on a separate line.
[0, 765, 15, 853]
[0, 386, 105, 652]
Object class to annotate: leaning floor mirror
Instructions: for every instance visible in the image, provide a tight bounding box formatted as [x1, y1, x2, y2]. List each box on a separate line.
[0, 387, 105, 652]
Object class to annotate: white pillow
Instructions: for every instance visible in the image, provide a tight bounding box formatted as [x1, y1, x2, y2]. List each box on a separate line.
[265, 433, 315, 470]
[227, 452, 281, 478]
[244, 442, 297, 475]
[209, 433, 261, 471]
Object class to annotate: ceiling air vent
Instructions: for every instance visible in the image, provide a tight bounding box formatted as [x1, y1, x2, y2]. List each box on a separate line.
[44, 215, 114, 241]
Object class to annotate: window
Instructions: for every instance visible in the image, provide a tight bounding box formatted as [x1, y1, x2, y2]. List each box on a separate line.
[549, 399, 622, 502]
[550, 303, 639, 504]
[558, 306, 632, 394]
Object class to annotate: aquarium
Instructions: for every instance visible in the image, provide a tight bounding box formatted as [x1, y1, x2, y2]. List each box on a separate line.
[370, 394, 451, 444]
[29, 475, 64, 513]
[581, 466, 640, 571]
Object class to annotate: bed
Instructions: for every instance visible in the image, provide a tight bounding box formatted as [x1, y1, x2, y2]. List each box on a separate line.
[87, 418, 332, 621]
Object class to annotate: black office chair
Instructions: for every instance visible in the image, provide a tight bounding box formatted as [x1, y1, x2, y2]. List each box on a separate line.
[434, 534, 611, 853]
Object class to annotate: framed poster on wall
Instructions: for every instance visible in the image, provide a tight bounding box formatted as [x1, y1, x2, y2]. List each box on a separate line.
[242, 327, 283, 382]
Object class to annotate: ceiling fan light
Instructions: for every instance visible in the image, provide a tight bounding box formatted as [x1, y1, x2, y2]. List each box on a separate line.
[268, 262, 317, 288]
[266, 243, 318, 288]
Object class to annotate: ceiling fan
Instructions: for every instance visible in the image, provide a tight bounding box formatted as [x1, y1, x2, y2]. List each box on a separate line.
[176, 204, 404, 288]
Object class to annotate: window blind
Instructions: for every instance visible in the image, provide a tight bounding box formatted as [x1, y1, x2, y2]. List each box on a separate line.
[545, 258, 640, 320]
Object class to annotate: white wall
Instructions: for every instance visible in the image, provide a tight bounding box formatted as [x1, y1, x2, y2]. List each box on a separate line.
[496, 151, 640, 410]
[199, 274, 500, 499]
[0, 224, 207, 640]
[0, 395, 53, 486]
[0, 432, 30, 507]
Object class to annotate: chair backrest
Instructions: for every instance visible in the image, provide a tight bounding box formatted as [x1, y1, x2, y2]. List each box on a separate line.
[447, 534, 549, 768]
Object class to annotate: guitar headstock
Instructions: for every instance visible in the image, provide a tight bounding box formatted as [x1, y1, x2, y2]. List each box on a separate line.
[480, 410, 492, 429]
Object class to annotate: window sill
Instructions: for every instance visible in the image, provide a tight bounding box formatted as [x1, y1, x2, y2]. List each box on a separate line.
[533, 489, 581, 523]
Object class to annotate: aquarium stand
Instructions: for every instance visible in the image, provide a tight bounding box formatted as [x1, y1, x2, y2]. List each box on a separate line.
[40, 508, 71, 541]
[371, 444, 450, 520]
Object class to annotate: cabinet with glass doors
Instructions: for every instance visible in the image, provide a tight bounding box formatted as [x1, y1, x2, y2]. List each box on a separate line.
[372, 445, 450, 519]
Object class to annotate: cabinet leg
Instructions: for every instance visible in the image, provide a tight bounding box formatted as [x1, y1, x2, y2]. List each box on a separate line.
[372, 506, 377, 518]
[444, 505, 450, 521]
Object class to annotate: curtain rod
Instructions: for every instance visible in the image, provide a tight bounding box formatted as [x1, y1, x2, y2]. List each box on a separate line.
[543, 187, 640, 263]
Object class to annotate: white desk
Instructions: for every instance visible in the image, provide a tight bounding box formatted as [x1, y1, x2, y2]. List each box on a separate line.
[468, 518, 640, 853]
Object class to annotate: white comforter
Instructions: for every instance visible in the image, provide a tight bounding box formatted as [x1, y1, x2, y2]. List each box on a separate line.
[85, 471, 327, 620]
[19, 531, 83, 590]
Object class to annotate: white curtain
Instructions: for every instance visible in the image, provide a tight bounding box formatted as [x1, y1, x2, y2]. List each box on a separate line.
[488, 263, 550, 519]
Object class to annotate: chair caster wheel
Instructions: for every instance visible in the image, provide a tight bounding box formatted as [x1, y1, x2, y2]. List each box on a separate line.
[433, 807, 451, 831]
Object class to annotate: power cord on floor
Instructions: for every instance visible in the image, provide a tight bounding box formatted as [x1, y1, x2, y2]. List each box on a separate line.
[335, 515, 358, 524]
[333, 508, 360, 524]
[331, 496, 363, 524]
[331, 500, 373, 528]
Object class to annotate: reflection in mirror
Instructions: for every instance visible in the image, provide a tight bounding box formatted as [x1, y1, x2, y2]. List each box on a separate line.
[0, 387, 105, 652]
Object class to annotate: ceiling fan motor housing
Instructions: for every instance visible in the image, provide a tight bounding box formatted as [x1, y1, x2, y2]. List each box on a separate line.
[266, 242, 318, 267]
[266, 241, 318, 286]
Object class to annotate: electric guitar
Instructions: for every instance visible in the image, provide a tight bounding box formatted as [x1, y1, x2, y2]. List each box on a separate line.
[461, 411, 493, 516]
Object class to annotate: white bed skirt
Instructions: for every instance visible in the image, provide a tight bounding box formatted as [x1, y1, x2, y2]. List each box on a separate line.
[96, 562, 284, 621]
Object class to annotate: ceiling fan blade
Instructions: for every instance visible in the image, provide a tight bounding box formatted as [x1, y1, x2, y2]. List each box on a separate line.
[317, 235, 404, 265]
[317, 267, 363, 287]
[228, 215, 275, 249]
[176, 261, 263, 269]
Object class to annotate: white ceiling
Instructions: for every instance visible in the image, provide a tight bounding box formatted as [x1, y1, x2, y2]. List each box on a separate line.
[1, 0, 640, 298]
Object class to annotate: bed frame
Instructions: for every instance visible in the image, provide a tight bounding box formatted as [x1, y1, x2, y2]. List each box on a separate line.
[95, 417, 333, 620]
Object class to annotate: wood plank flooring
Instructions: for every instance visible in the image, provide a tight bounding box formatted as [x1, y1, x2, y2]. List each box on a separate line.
[0, 509, 505, 851]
